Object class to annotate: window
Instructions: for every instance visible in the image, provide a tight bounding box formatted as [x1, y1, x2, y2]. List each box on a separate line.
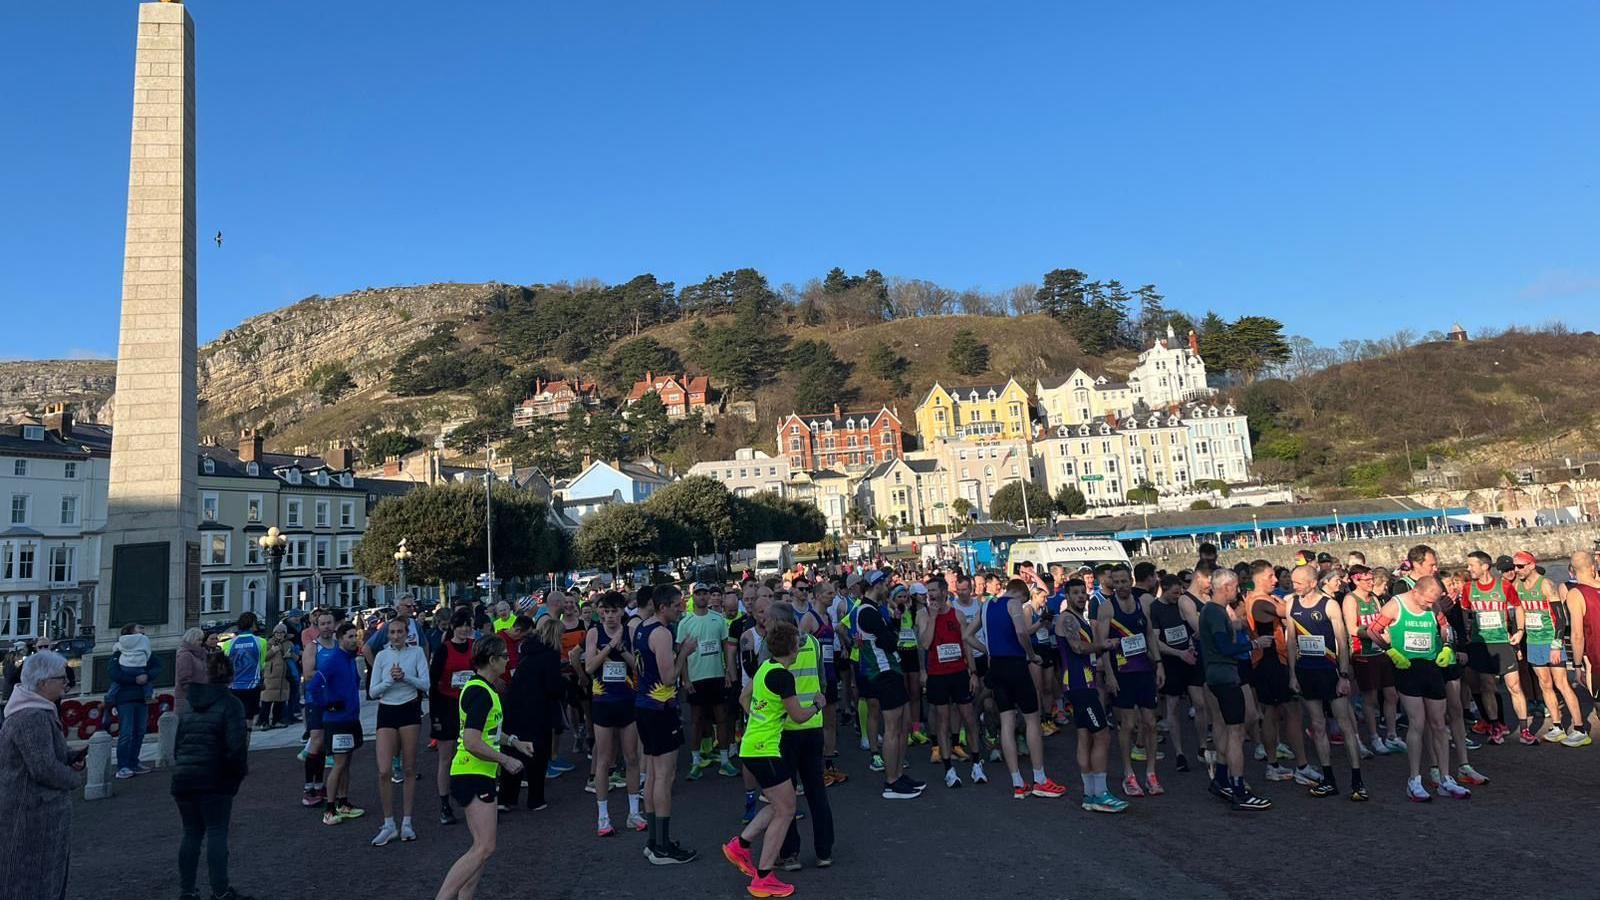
[286, 538, 308, 568]
[202, 457, 215, 474]
[339, 500, 355, 528]
[13, 544, 34, 580]
[9, 495, 27, 525]
[338, 577, 362, 608]
[208, 533, 229, 566]
[316, 471, 329, 487]
[285, 499, 303, 527]
[336, 537, 355, 568]
[247, 495, 263, 523]
[59, 496, 77, 526]
[201, 492, 219, 522]
[12, 460, 26, 476]
[0, 597, 37, 638]
[246, 541, 262, 566]
[49, 546, 74, 584]
[315, 538, 330, 569]
[246, 461, 259, 476]
[63, 461, 76, 479]
[315, 500, 330, 528]
[279, 578, 305, 612]
[243, 579, 262, 616]
[286, 469, 302, 485]
[201, 577, 228, 614]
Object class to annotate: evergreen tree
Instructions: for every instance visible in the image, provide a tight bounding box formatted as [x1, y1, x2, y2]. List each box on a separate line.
[947, 329, 990, 376]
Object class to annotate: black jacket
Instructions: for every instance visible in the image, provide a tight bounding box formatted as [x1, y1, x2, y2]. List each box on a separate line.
[170, 682, 249, 797]
[505, 638, 563, 738]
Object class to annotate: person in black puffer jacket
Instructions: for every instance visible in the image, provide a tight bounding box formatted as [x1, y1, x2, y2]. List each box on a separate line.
[171, 650, 251, 900]
[499, 616, 563, 810]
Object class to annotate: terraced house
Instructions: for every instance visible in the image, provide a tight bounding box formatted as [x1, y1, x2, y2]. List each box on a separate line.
[196, 430, 372, 623]
[915, 379, 1032, 444]
[776, 405, 904, 473]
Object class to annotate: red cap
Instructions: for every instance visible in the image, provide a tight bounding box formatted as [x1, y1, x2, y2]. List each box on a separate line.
[1512, 551, 1536, 566]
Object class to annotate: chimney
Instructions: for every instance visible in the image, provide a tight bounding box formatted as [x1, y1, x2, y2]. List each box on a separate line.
[1188, 330, 1200, 355]
[326, 444, 353, 471]
[383, 455, 401, 477]
[42, 403, 73, 439]
[239, 428, 263, 463]
[644, 370, 653, 385]
[832, 403, 841, 418]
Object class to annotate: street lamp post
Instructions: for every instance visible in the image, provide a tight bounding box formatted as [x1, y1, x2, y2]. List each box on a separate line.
[393, 538, 413, 601]
[257, 526, 288, 622]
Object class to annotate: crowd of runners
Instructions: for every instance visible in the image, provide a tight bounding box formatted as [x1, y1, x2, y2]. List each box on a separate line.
[270, 541, 1600, 898]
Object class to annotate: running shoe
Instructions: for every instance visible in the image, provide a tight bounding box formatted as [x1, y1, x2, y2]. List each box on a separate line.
[987, 747, 1002, 763]
[1144, 775, 1165, 796]
[598, 822, 616, 837]
[909, 728, 930, 745]
[971, 761, 988, 784]
[686, 764, 705, 782]
[1456, 765, 1489, 786]
[1308, 780, 1338, 798]
[883, 777, 924, 800]
[1463, 736, 1482, 751]
[336, 802, 366, 821]
[1083, 792, 1129, 813]
[1253, 744, 1267, 762]
[1488, 724, 1507, 745]
[545, 764, 565, 779]
[1041, 720, 1060, 737]
[1031, 778, 1068, 799]
[1233, 791, 1272, 811]
[1292, 765, 1322, 786]
[1470, 719, 1491, 736]
[610, 771, 627, 789]
[1562, 729, 1593, 748]
[742, 794, 758, 825]
[400, 822, 417, 841]
[1385, 735, 1406, 751]
[823, 768, 849, 786]
[1427, 766, 1441, 787]
[646, 841, 699, 865]
[1436, 776, 1471, 799]
[778, 856, 802, 872]
[944, 767, 962, 788]
[627, 813, 648, 832]
[1207, 780, 1231, 802]
[1264, 764, 1294, 782]
[1275, 743, 1294, 761]
[1122, 775, 1145, 797]
[584, 777, 597, 794]
[1406, 777, 1431, 803]
[1543, 725, 1568, 743]
[371, 822, 398, 846]
[747, 872, 795, 898]
[930, 745, 943, 764]
[301, 788, 324, 807]
[1130, 745, 1146, 762]
[859, 735, 870, 751]
[1519, 727, 1539, 745]
[1349, 784, 1370, 802]
[391, 757, 405, 784]
[1174, 753, 1190, 773]
[1357, 740, 1374, 760]
[869, 754, 885, 772]
[722, 837, 756, 877]
[815, 857, 832, 868]
[549, 757, 577, 774]
[1011, 784, 1030, 799]
[321, 809, 342, 826]
[115, 768, 136, 780]
[951, 744, 970, 761]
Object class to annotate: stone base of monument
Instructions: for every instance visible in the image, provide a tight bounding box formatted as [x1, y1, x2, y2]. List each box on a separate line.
[84, 730, 114, 801]
[157, 709, 178, 767]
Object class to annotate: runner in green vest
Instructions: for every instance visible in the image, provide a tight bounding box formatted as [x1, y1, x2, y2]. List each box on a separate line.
[723, 621, 821, 899]
[435, 636, 536, 900]
[1372, 576, 1466, 803]
[1463, 551, 1525, 745]
[1341, 565, 1404, 755]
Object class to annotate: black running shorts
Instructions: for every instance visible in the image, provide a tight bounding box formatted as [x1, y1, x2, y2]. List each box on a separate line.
[985, 657, 1039, 716]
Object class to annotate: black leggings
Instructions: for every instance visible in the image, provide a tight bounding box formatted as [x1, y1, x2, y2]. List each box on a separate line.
[497, 726, 553, 808]
[176, 793, 233, 896]
[779, 728, 833, 860]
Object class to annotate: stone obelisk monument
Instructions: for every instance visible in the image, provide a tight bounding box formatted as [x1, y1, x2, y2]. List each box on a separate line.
[94, 0, 200, 687]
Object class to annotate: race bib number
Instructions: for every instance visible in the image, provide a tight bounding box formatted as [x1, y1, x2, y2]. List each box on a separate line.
[450, 670, 471, 689]
[1477, 610, 1504, 631]
[936, 643, 962, 664]
[1119, 633, 1147, 656]
[1297, 634, 1327, 656]
[331, 732, 355, 753]
[1034, 627, 1056, 646]
[699, 640, 721, 656]
[1525, 612, 1546, 630]
[898, 628, 917, 644]
[1402, 632, 1433, 654]
[602, 661, 628, 683]
[821, 643, 836, 662]
[1163, 625, 1189, 645]
[873, 648, 891, 671]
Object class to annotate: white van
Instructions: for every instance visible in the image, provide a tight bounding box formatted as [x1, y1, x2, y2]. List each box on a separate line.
[1005, 537, 1130, 575]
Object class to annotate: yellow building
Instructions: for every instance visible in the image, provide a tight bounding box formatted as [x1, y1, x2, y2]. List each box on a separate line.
[915, 379, 1033, 444]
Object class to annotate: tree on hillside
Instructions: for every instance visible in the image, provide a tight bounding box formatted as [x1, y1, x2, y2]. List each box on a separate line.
[1035, 268, 1089, 320]
[355, 483, 565, 585]
[867, 341, 910, 396]
[988, 481, 1053, 526]
[1054, 484, 1088, 516]
[600, 337, 683, 391]
[695, 278, 789, 394]
[363, 430, 421, 464]
[1035, 269, 1130, 355]
[887, 278, 958, 318]
[1135, 284, 1167, 347]
[623, 392, 674, 456]
[1211, 316, 1292, 382]
[575, 504, 660, 573]
[736, 491, 827, 546]
[307, 362, 354, 404]
[786, 339, 855, 412]
[947, 329, 990, 376]
[680, 268, 781, 319]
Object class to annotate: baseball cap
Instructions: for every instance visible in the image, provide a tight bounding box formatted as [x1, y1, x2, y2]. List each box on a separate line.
[1512, 551, 1536, 566]
[865, 569, 889, 587]
[1494, 554, 1515, 573]
[1316, 552, 1334, 564]
[908, 583, 929, 597]
[691, 582, 713, 594]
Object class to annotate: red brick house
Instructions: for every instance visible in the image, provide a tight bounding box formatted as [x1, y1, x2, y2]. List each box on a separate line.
[513, 378, 600, 426]
[776, 404, 903, 473]
[625, 372, 712, 419]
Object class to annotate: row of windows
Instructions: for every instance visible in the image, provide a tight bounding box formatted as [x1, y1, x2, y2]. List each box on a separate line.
[6, 459, 78, 479]
[201, 575, 366, 615]
[202, 494, 357, 529]
[8, 494, 78, 526]
[0, 542, 76, 583]
[206, 533, 360, 569]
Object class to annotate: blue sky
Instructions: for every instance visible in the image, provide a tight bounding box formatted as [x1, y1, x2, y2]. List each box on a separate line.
[4, 2, 1597, 359]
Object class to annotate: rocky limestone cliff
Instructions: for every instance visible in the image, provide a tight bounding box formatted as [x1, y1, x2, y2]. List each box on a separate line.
[3, 282, 513, 438]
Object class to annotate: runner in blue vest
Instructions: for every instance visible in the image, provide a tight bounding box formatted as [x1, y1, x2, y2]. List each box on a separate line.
[223, 612, 267, 725]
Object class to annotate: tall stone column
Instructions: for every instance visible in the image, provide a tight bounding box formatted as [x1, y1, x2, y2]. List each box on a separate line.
[94, 0, 199, 688]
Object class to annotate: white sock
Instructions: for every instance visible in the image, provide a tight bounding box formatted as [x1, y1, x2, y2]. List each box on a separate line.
[401, 816, 412, 828]
[1011, 772, 1024, 788]
[1080, 774, 1093, 794]
[597, 799, 609, 823]
[628, 793, 642, 816]
[1032, 767, 1047, 784]
[719, 748, 730, 764]
[383, 816, 395, 829]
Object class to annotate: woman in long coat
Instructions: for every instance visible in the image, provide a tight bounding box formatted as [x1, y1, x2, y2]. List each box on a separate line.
[0, 650, 83, 900]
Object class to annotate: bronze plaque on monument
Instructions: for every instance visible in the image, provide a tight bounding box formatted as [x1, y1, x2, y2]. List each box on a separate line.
[109, 542, 169, 628]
